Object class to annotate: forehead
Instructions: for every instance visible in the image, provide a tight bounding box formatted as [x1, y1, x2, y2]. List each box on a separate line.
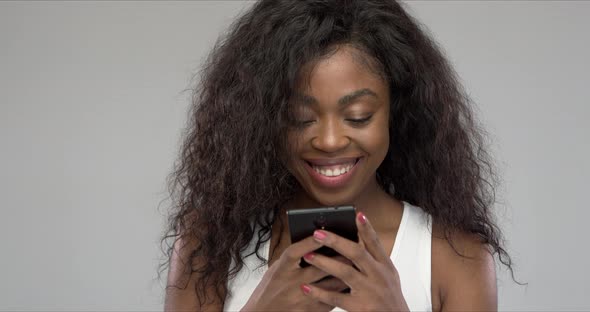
[293, 45, 388, 99]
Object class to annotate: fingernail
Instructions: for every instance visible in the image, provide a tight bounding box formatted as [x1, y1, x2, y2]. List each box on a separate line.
[301, 284, 311, 295]
[313, 230, 327, 241]
[357, 212, 367, 225]
[304, 252, 315, 261]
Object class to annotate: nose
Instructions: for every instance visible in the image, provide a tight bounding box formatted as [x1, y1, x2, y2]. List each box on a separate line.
[310, 119, 351, 153]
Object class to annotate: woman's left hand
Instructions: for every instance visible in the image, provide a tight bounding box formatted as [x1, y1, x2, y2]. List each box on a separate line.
[300, 212, 410, 311]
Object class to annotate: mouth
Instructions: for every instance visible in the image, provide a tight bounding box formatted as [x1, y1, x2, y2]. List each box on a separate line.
[303, 157, 362, 188]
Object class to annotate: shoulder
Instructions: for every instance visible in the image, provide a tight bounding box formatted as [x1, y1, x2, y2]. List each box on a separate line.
[431, 222, 497, 311]
[164, 233, 225, 311]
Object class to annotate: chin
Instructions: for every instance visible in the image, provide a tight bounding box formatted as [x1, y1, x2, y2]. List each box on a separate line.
[309, 190, 357, 207]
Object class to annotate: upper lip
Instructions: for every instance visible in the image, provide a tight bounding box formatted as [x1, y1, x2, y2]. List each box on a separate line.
[304, 157, 361, 166]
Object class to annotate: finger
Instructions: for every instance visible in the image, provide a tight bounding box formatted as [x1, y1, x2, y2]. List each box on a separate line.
[310, 254, 353, 284]
[303, 252, 361, 287]
[356, 212, 390, 264]
[313, 276, 349, 293]
[301, 283, 352, 310]
[300, 265, 332, 284]
[312, 229, 373, 274]
[280, 235, 323, 269]
[331, 255, 354, 267]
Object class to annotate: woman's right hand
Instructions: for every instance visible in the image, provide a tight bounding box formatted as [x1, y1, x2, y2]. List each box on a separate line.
[240, 236, 346, 311]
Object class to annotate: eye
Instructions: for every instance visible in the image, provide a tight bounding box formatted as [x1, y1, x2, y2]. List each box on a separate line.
[293, 119, 315, 128]
[291, 105, 316, 128]
[345, 115, 373, 125]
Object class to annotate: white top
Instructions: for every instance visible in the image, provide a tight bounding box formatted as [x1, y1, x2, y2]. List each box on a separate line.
[224, 200, 433, 311]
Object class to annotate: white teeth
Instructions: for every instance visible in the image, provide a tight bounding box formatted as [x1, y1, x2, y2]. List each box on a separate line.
[312, 163, 355, 177]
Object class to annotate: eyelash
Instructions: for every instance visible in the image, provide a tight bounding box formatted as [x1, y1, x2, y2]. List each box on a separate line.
[292, 120, 313, 129]
[346, 115, 373, 124]
[295, 115, 373, 127]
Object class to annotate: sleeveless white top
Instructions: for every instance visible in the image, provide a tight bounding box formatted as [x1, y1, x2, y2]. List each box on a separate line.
[224, 201, 432, 311]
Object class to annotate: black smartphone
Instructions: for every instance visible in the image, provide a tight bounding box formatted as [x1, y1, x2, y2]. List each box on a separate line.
[287, 206, 358, 267]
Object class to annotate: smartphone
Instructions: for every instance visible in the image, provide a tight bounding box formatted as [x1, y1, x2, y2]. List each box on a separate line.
[287, 206, 358, 268]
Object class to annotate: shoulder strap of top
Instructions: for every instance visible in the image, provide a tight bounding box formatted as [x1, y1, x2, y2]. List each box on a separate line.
[391, 201, 433, 311]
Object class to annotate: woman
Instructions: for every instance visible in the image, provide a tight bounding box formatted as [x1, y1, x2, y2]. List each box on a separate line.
[160, 0, 515, 311]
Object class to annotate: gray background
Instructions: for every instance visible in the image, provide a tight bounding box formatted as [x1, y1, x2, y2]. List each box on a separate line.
[1, 1, 588, 311]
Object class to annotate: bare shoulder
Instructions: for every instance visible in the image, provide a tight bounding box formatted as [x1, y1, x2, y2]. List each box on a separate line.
[164, 233, 225, 312]
[431, 222, 497, 311]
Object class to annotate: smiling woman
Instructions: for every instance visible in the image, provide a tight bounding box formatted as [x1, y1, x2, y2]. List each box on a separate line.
[160, 0, 515, 311]
[286, 46, 391, 207]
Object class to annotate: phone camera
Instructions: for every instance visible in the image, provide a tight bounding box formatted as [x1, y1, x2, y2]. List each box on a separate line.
[314, 214, 327, 229]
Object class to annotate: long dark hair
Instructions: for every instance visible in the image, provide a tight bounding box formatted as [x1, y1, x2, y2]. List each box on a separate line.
[159, 0, 516, 305]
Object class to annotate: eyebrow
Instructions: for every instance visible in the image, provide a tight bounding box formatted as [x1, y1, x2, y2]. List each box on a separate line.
[293, 88, 378, 107]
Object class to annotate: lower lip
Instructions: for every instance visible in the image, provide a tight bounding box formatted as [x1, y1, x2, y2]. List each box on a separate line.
[304, 158, 362, 189]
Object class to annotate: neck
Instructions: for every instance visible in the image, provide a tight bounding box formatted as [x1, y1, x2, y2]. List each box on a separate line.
[284, 175, 400, 226]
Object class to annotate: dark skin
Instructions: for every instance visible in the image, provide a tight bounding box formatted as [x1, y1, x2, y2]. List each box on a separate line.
[243, 45, 497, 311]
[164, 44, 497, 311]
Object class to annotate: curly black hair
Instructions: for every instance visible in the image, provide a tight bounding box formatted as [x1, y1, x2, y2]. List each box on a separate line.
[159, 0, 517, 305]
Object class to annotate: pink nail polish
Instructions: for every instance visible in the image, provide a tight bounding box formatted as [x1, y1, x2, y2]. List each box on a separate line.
[358, 212, 367, 225]
[304, 252, 315, 261]
[301, 284, 311, 295]
[314, 230, 327, 241]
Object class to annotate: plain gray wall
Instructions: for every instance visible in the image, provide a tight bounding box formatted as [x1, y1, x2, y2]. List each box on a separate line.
[1, 1, 588, 311]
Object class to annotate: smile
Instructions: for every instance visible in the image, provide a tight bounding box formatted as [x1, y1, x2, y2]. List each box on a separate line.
[311, 162, 355, 177]
[303, 157, 362, 188]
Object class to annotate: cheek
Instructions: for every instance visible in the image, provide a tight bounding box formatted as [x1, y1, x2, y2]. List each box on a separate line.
[285, 132, 306, 169]
[357, 118, 390, 159]
[287, 132, 303, 154]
